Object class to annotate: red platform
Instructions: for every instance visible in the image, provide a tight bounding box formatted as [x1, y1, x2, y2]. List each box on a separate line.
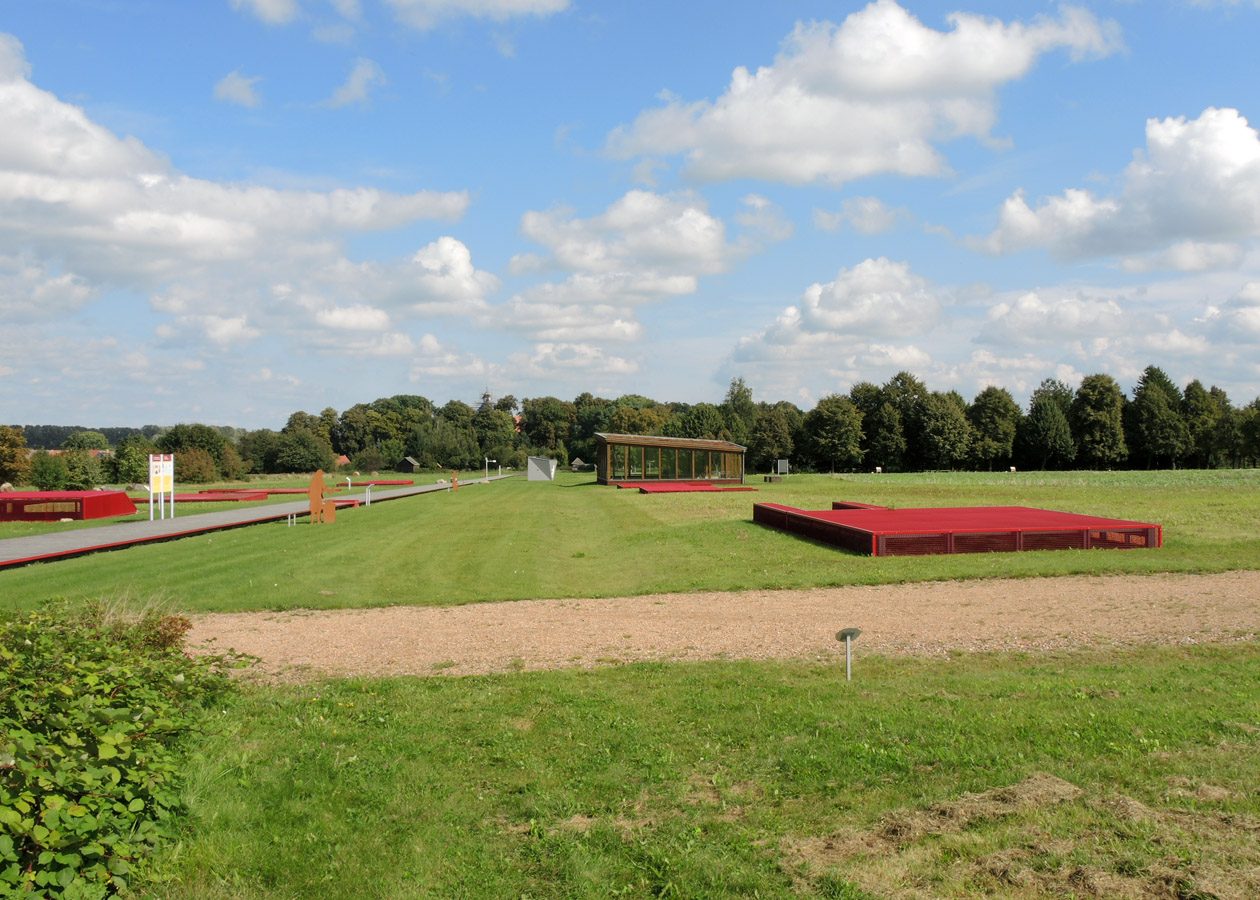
[1, 491, 137, 522]
[753, 502, 1161, 557]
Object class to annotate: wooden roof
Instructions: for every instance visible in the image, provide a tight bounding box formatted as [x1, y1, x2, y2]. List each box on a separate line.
[595, 433, 746, 453]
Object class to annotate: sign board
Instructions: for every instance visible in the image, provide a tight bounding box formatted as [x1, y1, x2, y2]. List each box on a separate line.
[148, 453, 175, 520]
[776, 458, 790, 476]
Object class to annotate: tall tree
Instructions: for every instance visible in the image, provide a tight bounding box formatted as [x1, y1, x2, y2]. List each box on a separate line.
[520, 396, 575, 453]
[666, 403, 726, 440]
[881, 371, 930, 468]
[919, 392, 972, 470]
[1181, 380, 1226, 468]
[1127, 366, 1190, 468]
[62, 430, 109, 451]
[747, 406, 794, 472]
[865, 402, 907, 472]
[720, 377, 757, 445]
[967, 386, 1021, 470]
[848, 381, 884, 467]
[1071, 374, 1127, 468]
[803, 394, 863, 472]
[1016, 395, 1076, 470]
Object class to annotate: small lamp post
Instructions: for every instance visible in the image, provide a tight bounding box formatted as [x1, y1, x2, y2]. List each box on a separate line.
[835, 627, 862, 681]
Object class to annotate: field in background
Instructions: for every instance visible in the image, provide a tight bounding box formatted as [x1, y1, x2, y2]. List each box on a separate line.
[154, 645, 1260, 897]
[2, 469, 1258, 614]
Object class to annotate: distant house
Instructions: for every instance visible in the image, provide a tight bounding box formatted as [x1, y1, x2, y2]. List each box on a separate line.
[335, 454, 351, 468]
[398, 456, 422, 472]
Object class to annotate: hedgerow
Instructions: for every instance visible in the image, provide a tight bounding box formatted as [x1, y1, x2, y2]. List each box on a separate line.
[1, 602, 240, 897]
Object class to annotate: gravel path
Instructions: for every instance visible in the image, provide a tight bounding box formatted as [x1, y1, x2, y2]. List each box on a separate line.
[188, 571, 1260, 680]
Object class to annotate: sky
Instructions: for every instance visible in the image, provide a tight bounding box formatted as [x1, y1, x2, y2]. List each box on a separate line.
[2, 0, 1260, 429]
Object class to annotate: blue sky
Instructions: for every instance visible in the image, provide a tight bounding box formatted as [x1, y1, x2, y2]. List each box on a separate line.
[2, 0, 1259, 428]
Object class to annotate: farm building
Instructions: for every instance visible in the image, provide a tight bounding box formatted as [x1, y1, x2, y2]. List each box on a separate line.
[594, 433, 746, 485]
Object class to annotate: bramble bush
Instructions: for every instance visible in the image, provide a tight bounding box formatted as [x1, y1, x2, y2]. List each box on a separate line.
[1, 602, 241, 897]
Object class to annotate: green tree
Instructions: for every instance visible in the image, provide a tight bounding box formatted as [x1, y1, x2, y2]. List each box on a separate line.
[0, 425, 31, 485]
[175, 448, 219, 483]
[1240, 399, 1260, 465]
[110, 435, 155, 484]
[472, 405, 517, 456]
[29, 451, 68, 490]
[157, 424, 229, 469]
[747, 406, 794, 471]
[1071, 374, 1127, 468]
[720, 377, 757, 445]
[803, 394, 863, 472]
[62, 430, 109, 451]
[1016, 395, 1076, 470]
[62, 449, 103, 490]
[1181, 380, 1229, 468]
[272, 429, 335, 473]
[848, 381, 884, 467]
[881, 371, 930, 468]
[439, 400, 475, 429]
[666, 403, 726, 440]
[569, 393, 614, 464]
[610, 402, 670, 436]
[407, 418, 480, 470]
[1127, 366, 1190, 468]
[967, 386, 1021, 470]
[519, 397, 575, 454]
[865, 402, 907, 472]
[919, 392, 972, 470]
[238, 429, 282, 474]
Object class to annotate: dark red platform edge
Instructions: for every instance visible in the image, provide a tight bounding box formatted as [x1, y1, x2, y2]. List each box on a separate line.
[753, 502, 1162, 557]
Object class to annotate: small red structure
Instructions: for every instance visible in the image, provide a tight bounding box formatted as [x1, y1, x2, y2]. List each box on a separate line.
[0, 491, 137, 522]
[753, 502, 1161, 557]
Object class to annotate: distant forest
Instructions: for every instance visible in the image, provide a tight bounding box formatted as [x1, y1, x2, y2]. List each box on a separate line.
[4, 364, 1259, 489]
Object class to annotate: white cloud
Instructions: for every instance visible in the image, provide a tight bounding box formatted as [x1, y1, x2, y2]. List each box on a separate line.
[385, 0, 569, 31]
[977, 107, 1260, 267]
[1215, 281, 1260, 342]
[315, 303, 391, 330]
[231, 0, 299, 26]
[0, 255, 94, 320]
[511, 342, 638, 377]
[607, 1, 1120, 185]
[326, 58, 385, 108]
[409, 333, 496, 379]
[214, 70, 262, 108]
[736, 194, 794, 242]
[795, 257, 942, 338]
[980, 290, 1126, 344]
[814, 196, 908, 234]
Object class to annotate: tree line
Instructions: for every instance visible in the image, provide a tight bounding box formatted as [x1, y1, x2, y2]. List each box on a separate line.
[3, 365, 1259, 489]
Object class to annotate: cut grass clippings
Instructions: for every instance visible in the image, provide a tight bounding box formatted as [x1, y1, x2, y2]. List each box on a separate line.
[149, 644, 1260, 898]
[2, 469, 1259, 615]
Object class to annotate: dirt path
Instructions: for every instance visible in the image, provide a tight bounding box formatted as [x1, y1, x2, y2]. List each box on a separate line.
[188, 571, 1260, 680]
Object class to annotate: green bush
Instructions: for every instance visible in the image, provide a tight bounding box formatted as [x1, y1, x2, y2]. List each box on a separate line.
[0, 602, 240, 897]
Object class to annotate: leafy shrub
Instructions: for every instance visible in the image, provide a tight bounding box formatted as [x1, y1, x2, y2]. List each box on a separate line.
[173, 448, 218, 484]
[0, 602, 240, 897]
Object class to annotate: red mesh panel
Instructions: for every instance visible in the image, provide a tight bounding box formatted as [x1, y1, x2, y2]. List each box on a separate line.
[1090, 529, 1150, 548]
[880, 533, 949, 556]
[1023, 531, 1086, 551]
[953, 532, 1019, 553]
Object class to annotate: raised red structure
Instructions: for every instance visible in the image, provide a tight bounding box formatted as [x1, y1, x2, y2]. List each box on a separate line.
[753, 501, 1161, 557]
[0, 491, 137, 522]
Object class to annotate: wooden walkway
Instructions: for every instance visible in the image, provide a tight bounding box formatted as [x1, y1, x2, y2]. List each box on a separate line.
[0, 478, 505, 570]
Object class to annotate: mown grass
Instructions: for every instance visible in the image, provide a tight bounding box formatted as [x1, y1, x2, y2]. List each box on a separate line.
[2, 469, 1258, 614]
[149, 644, 1260, 898]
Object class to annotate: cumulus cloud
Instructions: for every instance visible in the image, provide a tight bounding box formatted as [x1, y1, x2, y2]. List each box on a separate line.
[326, 58, 385, 107]
[979, 289, 1126, 345]
[814, 196, 908, 234]
[0, 32, 478, 368]
[385, 0, 569, 30]
[607, 0, 1121, 185]
[511, 342, 638, 377]
[1215, 281, 1260, 342]
[231, 0, 299, 25]
[409, 333, 497, 379]
[977, 107, 1260, 267]
[214, 70, 262, 107]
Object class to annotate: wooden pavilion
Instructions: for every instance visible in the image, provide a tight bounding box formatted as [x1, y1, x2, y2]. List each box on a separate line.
[594, 433, 746, 485]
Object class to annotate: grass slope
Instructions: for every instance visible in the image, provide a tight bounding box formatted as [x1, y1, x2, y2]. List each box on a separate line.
[3, 470, 1259, 614]
[153, 645, 1260, 898]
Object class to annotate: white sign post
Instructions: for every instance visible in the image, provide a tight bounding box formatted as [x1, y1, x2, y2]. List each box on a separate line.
[148, 454, 175, 520]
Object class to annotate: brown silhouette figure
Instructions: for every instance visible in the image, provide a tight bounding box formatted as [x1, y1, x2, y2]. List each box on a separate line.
[308, 469, 336, 524]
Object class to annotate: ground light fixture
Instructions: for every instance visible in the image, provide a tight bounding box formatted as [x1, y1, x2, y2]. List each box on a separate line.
[836, 627, 862, 681]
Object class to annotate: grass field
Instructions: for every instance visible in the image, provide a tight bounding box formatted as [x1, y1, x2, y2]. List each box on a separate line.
[150, 645, 1260, 898]
[1, 469, 1257, 614]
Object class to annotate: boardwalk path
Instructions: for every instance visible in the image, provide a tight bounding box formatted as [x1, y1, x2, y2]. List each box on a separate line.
[0, 478, 504, 569]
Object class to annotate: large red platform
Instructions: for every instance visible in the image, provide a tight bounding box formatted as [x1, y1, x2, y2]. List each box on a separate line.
[753, 502, 1161, 557]
[1, 491, 137, 522]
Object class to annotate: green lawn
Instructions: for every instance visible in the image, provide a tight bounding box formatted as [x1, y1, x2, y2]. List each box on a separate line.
[150, 645, 1260, 898]
[2, 470, 1258, 615]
